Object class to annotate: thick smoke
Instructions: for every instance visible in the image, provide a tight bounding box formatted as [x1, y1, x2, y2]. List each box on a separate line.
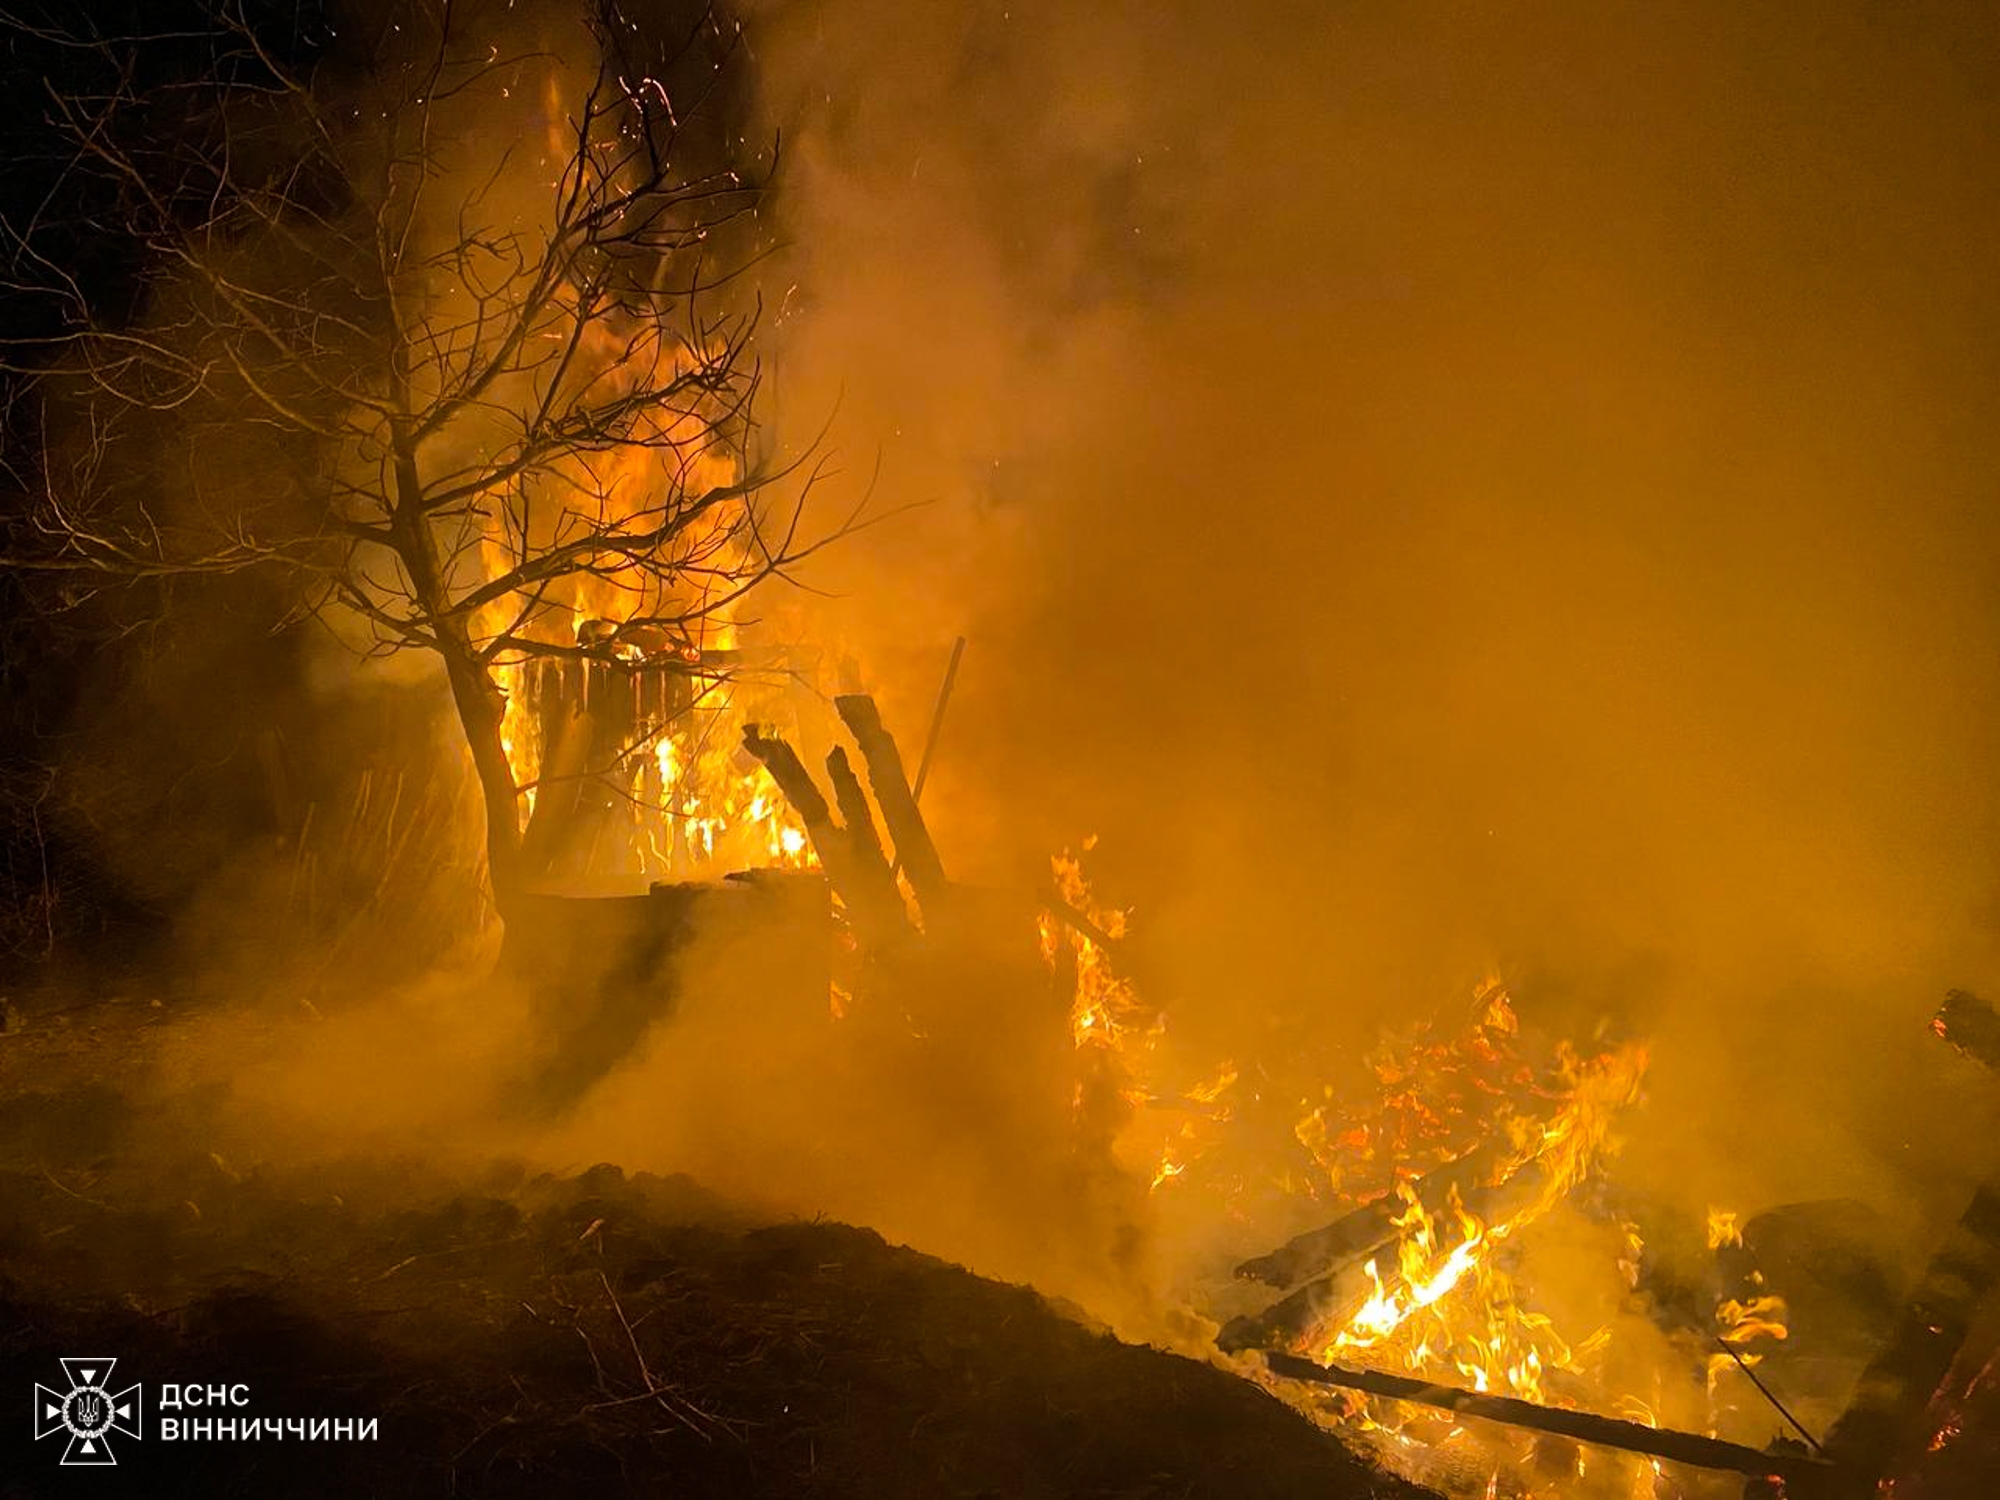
[734, 0, 2000, 1254]
[68, 0, 2000, 1365]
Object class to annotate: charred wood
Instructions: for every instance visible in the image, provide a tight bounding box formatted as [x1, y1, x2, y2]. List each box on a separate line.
[741, 725, 833, 831]
[1038, 886, 1122, 954]
[1217, 1256, 1377, 1356]
[1234, 1197, 1404, 1293]
[1820, 1181, 2000, 1495]
[742, 725, 908, 947]
[825, 745, 905, 936]
[826, 746, 888, 872]
[835, 695, 949, 912]
[1933, 989, 2000, 1073]
[1260, 1351, 1834, 1490]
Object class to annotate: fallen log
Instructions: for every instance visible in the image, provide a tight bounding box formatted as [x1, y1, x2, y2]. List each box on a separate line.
[1260, 1350, 1834, 1491]
[1236, 1195, 1405, 1292]
[1218, 1256, 1376, 1356]
[835, 695, 949, 913]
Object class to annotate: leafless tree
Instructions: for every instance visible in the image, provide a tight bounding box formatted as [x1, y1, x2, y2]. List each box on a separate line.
[0, 0, 851, 916]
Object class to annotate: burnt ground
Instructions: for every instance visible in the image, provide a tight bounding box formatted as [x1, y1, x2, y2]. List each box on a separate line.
[0, 992, 1432, 1500]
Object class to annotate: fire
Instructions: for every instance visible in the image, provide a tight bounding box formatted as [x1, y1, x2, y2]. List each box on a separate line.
[1704, 1202, 1791, 1424]
[1707, 1286, 1791, 1407]
[466, 310, 814, 885]
[1302, 1027, 1646, 1408]
[1707, 1207, 1745, 1250]
[1294, 979, 1535, 1205]
[1039, 850, 1243, 1192]
[1044, 846, 1150, 1052]
[1042, 849, 1664, 1492]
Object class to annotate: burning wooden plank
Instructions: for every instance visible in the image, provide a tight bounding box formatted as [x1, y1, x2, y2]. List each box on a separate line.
[740, 724, 900, 946]
[740, 704, 950, 948]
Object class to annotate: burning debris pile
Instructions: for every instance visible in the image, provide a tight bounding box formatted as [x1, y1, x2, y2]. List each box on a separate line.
[1220, 989, 1651, 1396]
[963, 851, 2000, 1498]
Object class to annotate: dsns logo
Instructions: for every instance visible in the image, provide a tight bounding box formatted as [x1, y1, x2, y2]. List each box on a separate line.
[33, 1358, 143, 1465]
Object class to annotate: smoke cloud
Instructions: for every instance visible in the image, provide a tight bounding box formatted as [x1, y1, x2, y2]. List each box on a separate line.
[735, 0, 2000, 1249]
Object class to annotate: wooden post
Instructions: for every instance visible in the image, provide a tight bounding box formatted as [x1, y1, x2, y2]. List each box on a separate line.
[825, 745, 905, 935]
[834, 695, 949, 911]
[742, 725, 906, 946]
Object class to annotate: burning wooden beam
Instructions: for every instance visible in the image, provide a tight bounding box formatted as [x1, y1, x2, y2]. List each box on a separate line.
[1259, 1350, 1835, 1491]
[1218, 1163, 1558, 1355]
[741, 722, 923, 948]
[741, 725, 890, 941]
[1217, 1258, 1374, 1357]
[1235, 1196, 1406, 1292]
[741, 725, 834, 837]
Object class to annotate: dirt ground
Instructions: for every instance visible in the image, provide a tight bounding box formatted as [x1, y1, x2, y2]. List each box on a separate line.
[0, 991, 1432, 1499]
